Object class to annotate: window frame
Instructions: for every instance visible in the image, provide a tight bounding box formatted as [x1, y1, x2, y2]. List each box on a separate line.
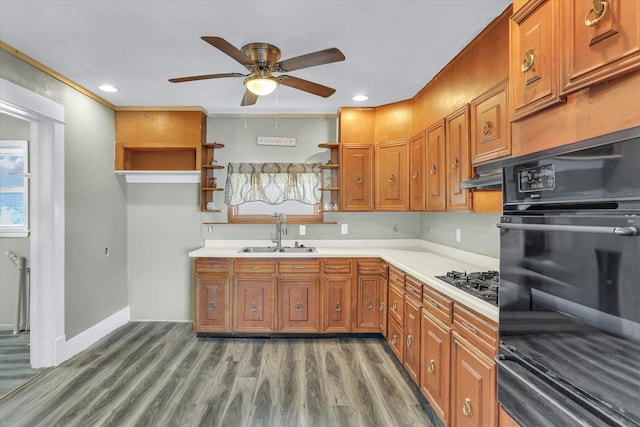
[0, 140, 29, 237]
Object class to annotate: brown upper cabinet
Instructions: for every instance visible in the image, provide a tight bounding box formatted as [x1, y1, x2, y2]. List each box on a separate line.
[340, 144, 375, 211]
[376, 140, 410, 211]
[374, 100, 413, 144]
[115, 110, 205, 170]
[510, 0, 563, 121]
[560, 0, 640, 95]
[426, 120, 447, 211]
[338, 107, 375, 143]
[445, 105, 472, 211]
[471, 80, 511, 164]
[409, 131, 426, 211]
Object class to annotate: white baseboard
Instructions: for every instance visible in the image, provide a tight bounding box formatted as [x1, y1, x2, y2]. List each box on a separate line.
[64, 306, 130, 361]
[0, 324, 15, 331]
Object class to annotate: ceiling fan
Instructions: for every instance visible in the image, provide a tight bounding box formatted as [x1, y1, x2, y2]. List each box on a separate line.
[169, 36, 346, 106]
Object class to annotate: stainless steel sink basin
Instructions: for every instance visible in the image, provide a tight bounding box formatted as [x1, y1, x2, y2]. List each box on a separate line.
[238, 246, 317, 253]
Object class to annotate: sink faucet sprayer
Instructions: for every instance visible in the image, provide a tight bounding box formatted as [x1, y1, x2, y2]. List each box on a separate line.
[272, 212, 287, 247]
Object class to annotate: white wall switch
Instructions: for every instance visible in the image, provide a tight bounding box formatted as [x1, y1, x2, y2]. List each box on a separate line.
[456, 228, 462, 242]
[299, 225, 306, 235]
[341, 224, 348, 234]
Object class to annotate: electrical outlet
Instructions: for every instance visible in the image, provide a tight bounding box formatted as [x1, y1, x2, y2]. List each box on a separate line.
[455, 228, 462, 242]
[104, 246, 110, 256]
[207, 225, 213, 233]
[299, 225, 306, 235]
[341, 224, 348, 234]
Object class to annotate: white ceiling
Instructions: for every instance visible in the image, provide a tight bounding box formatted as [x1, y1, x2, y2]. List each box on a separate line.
[0, 1, 511, 115]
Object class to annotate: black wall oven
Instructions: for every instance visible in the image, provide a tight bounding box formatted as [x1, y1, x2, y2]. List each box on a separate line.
[497, 128, 640, 427]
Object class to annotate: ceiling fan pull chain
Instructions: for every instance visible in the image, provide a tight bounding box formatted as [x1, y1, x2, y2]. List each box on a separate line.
[275, 87, 279, 129]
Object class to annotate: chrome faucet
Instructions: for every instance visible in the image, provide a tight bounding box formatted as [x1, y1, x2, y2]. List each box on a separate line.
[272, 212, 287, 247]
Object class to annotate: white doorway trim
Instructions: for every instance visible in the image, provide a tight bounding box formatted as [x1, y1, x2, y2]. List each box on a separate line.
[1, 78, 66, 368]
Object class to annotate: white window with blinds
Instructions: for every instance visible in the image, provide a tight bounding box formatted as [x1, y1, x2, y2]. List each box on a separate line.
[0, 140, 29, 237]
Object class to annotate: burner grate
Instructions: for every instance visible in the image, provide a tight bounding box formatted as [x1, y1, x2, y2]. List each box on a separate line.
[436, 270, 499, 305]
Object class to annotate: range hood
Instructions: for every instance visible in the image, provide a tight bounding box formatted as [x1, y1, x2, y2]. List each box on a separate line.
[460, 161, 503, 189]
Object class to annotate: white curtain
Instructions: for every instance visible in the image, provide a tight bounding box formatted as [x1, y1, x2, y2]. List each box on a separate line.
[225, 162, 321, 206]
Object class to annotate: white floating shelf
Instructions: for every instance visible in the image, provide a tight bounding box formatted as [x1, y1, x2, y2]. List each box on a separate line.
[115, 170, 200, 184]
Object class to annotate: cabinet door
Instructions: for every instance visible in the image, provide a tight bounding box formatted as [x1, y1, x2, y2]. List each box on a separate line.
[426, 120, 446, 211]
[233, 276, 276, 333]
[324, 275, 351, 333]
[354, 275, 379, 331]
[561, 0, 640, 95]
[194, 274, 230, 332]
[387, 318, 405, 362]
[409, 131, 427, 211]
[278, 276, 320, 333]
[510, 0, 562, 120]
[378, 266, 389, 337]
[403, 298, 421, 384]
[471, 80, 511, 164]
[420, 309, 451, 425]
[388, 284, 405, 327]
[340, 144, 375, 211]
[446, 105, 472, 211]
[376, 140, 409, 211]
[451, 334, 498, 427]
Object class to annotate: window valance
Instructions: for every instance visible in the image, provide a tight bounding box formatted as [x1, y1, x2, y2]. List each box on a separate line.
[224, 162, 322, 206]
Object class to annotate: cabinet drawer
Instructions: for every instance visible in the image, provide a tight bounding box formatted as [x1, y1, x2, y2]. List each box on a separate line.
[357, 259, 381, 275]
[453, 304, 498, 357]
[423, 284, 453, 325]
[388, 284, 405, 326]
[387, 317, 404, 362]
[323, 258, 352, 274]
[233, 259, 276, 274]
[389, 266, 406, 288]
[195, 258, 230, 274]
[279, 259, 320, 274]
[405, 275, 423, 302]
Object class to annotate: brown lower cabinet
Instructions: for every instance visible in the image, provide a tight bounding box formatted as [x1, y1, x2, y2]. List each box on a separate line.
[324, 275, 351, 333]
[278, 276, 321, 333]
[354, 259, 381, 332]
[403, 297, 421, 383]
[420, 308, 451, 425]
[233, 276, 276, 333]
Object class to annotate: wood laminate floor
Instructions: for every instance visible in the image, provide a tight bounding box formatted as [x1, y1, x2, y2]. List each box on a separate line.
[0, 322, 436, 427]
[0, 331, 45, 398]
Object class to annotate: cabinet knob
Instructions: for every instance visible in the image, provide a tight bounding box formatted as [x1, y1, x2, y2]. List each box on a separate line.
[482, 121, 492, 136]
[208, 301, 216, 311]
[392, 301, 398, 311]
[366, 300, 373, 309]
[335, 302, 342, 312]
[428, 359, 435, 374]
[388, 174, 396, 183]
[412, 170, 419, 179]
[391, 335, 397, 345]
[430, 164, 437, 175]
[295, 302, 303, 312]
[355, 175, 363, 183]
[585, 0, 608, 26]
[379, 302, 384, 312]
[462, 398, 472, 417]
[451, 157, 459, 169]
[521, 48, 534, 73]
[406, 335, 413, 348]
[250, 302, 258, 312]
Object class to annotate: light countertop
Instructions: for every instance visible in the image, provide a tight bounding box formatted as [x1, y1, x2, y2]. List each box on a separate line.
[189, 239, 499, 322]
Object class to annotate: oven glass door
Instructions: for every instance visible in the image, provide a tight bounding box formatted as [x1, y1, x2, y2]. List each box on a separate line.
[498, 213, 640, 426]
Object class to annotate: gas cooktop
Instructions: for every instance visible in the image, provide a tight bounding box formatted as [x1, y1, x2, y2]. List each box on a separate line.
[436, 270, 499, 306]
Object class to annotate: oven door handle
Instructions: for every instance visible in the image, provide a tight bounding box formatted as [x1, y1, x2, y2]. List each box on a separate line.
[497, 222, 638, 236]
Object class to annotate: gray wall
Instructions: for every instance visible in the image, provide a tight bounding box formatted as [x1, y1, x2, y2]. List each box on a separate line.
[0, 113, 31, 328]
[420, 212, 501, 258]
[0, 50, 128, 339]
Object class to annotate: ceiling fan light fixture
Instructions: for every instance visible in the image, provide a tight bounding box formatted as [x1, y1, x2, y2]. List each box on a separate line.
[244, 74, 279, 96]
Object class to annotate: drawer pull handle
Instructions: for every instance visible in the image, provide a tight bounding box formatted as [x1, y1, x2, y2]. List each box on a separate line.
[430, 164, 436, 175]
[366, 300, 373, 309]
[521, 48, 534, 73]
[428, 359, 435, 374]
[335, 303, 342, 312]
[293, 266, 306, 270]
[250, 302, 257, 312]
[379, 302, 384, 312]
[585, 0, 608, 27]
[427, 298, 439, 309]
[208, 301, 216, 311]
[295, 303, 303, 312]
[391, 335, 397, 345]
[391, 274, 398, 281]
[355, 175, 363, 183]
[482, 121, 492, 136]
[392, 301, 398, 311]
[407, 285, 416, 293]
[329, 266, 346, 270]
[462, 320, 479, 335]
[406, 335, 413, 348]
[249, 266, 260, 271]
[462, 398, 472, 417]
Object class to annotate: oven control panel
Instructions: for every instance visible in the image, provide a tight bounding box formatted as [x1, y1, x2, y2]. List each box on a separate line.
[518, 164, 555, 193]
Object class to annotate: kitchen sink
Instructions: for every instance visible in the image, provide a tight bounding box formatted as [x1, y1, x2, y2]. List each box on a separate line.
[238, 246, 316, 253]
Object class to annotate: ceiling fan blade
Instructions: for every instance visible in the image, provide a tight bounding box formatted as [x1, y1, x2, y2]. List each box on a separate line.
[274, 48, 345, 72]
[169, 72, 245, 83]
[201, 36, 254, 68]
[279, 76, 336, 98]
[240, 89, 259, 106]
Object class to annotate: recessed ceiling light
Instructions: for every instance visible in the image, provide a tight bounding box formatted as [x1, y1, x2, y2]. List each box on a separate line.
[352, 94, 368, 102]
[98, 84, 118, 93]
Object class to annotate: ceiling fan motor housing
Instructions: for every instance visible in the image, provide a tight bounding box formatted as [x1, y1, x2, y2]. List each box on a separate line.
[241, 43, 281, 69]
